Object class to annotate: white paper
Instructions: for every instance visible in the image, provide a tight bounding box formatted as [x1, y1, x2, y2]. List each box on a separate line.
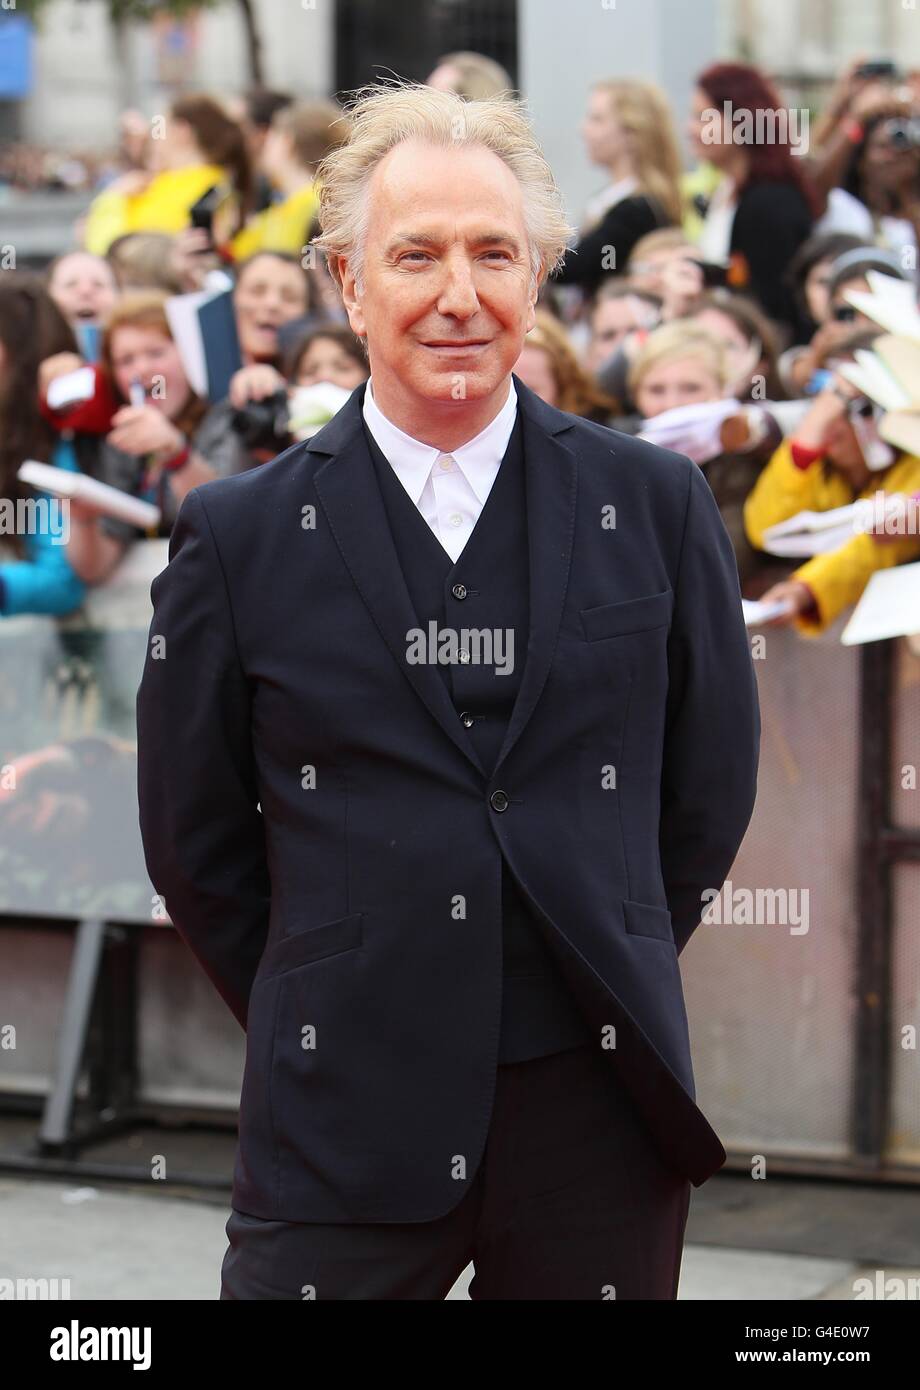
[844, 271, 920, 339]
[741, 596, 797, 626]
[763, 503, 868, 539]
[45, 365, 96, 412]
[840, 561, 920, 645]
[762, 526, 856, 558]
[765, 399, 812, 437]
[18, 460, 161, 530]
[873, 335, 920, 408]
[163, 290, 212, 398]
[836, 350, 911, 412]
[638, 398, 742, 464]
[761, 502, 874, 556]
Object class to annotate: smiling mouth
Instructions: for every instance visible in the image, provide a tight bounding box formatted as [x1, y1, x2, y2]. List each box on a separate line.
[422, 341, 491, 351]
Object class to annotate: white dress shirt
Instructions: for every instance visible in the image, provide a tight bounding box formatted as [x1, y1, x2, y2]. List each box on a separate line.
[361, 376, 519, 563]
[696, 177, 736, 265]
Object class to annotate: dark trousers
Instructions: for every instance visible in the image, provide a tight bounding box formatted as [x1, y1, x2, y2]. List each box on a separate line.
[219, 1042, 691, 1300]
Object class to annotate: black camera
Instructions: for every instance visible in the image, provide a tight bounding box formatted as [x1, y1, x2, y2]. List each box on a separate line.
[230, 389, 292, 451]
[883, 117, 920, 150]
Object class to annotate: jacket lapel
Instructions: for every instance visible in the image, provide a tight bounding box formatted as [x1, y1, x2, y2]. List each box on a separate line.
[307, 375, 578, 781]
[494, 378, 578, 775]
[310, 384, 487, 775]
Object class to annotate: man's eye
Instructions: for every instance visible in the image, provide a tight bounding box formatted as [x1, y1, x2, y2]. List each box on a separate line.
[400, 252, 431, 263]
[483, 250, 511, 261]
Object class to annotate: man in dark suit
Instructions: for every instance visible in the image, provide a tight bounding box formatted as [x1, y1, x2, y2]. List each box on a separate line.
[136, 81, 760, 1300]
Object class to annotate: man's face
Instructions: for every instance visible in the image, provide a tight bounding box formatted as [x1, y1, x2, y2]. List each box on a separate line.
[338, 139, 539, 410]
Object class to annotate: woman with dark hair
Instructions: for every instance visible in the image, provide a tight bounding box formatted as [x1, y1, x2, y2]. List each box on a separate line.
[824, 247, 911, 326]
[83, 95, 254, 256]
[784, 232, 869, 336]
[233, 250, 315, 367]
[776, 232, 871, 395]
[0, 278, 87, 617]
[284, 323, 368, 390]
[808, 68, 920, 268]
[216, 249, 348, 465]
[688, 62, 817, 339]
[841, 105, 920, 269]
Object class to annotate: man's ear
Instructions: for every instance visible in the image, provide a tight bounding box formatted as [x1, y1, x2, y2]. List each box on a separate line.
[525, 259, 545, 332]
[338, 256, 367, 341]
[525, 288, 540, 335]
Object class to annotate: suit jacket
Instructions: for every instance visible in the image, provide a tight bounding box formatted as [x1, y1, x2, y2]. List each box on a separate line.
[135, 373, 761, 1222]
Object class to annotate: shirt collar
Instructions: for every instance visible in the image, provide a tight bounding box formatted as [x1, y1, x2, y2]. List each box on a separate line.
[362, 375, 518, 506]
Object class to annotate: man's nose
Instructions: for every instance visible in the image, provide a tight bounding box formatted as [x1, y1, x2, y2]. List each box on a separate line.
[436, 257, 480, 317]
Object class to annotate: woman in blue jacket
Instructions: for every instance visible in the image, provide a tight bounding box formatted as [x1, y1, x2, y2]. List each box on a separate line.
[0, 278, 87, 618]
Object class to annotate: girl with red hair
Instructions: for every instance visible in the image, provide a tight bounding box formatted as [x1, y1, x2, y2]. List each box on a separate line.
[689, 62, 817, 340]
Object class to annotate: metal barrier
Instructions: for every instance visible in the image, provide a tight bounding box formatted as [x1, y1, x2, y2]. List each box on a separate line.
[1, 543, 917, 1182]
[685, 619, 920, 1182]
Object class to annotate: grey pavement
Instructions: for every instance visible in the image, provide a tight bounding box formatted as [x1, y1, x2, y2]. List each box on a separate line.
[1, 1175, 917, 1301]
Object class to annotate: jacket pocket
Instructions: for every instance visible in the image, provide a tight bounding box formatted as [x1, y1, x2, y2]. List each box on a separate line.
[580, 588, 673, 642]
[259, 911, 364, 978]
[622, 899, 674, 943]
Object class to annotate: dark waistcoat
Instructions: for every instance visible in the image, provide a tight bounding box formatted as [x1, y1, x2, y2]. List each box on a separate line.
[363, 412, 591, 1063]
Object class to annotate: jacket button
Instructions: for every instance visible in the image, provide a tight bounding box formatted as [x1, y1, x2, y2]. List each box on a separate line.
[452, 583, 468, 600]
[490, 789, 509, 812]
[460, 711, 475, 728]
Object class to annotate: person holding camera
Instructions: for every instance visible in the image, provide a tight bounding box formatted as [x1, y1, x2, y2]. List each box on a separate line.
[810, 60, 920, 264]
[40, 291, 251, 587]
[745, 348, 920, 631]
[216, 251, 344, 466]
[222, 324, 368, 464]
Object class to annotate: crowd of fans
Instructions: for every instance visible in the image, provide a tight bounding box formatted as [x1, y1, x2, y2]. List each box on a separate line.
[4, 50, 920, 636]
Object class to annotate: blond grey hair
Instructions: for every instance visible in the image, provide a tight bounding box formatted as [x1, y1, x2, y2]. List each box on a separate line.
[311, 80, 575, 298]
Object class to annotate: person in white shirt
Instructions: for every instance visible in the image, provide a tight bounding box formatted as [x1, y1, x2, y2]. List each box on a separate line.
[362, 369, 517, 563]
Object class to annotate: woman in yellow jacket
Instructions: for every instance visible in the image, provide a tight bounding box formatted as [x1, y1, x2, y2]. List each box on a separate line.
[229, 99, 346, 262]
[84, 95, 253, 257]
[745, 372, 920, 634]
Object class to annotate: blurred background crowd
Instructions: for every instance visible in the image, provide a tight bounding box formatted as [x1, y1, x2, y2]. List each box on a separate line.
[4, 0, 920, 639]
[3, 4, 920, 1286]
